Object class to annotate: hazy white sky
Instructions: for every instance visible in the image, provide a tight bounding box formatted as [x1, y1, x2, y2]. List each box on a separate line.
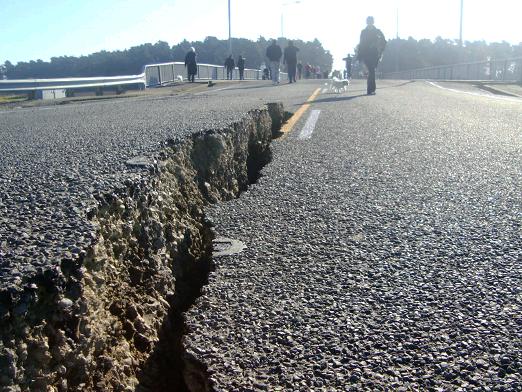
[1, 0, 521, 71]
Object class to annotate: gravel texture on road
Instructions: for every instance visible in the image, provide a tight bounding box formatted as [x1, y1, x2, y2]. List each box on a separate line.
[184, 80, 522, 391]
[0, 81, 315, 296]
[0, 79, 321, 390]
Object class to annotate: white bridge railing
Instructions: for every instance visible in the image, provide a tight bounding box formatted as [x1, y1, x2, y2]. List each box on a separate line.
[382, 57, 522, 82]
[0, 74, 146, 92]
[0, 61, 267, 93]
[144, 62, 262, 87]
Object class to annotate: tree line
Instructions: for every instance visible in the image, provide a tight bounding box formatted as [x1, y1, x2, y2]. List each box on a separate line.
[1, 37, 333, 79]
[2, 36, 521, 79]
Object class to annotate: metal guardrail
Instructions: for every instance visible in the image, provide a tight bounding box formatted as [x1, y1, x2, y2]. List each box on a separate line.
[0, 61, 273, 93]
[382, 57, 522, 82]
[143, 61, 263, 87]
[0, 74, 146, 92]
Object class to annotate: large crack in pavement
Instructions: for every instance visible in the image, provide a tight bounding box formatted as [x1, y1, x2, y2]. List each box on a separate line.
[0, 103, 287, 391]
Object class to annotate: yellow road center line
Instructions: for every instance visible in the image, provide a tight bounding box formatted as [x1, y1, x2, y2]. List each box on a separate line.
[280, 88, 321, 136]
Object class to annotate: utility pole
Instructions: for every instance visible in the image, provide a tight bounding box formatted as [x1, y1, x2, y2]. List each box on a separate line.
[396, 7, 399, 39]
[228, 0, 232, 54]
[459, 0, 463, 46]
[395, 7, 400, 72]
[281, 1, 301, 38]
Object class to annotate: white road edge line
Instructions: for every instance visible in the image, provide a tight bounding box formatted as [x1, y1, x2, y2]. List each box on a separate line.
[426, 81, 522, 103]
[298, 109, 321, 140]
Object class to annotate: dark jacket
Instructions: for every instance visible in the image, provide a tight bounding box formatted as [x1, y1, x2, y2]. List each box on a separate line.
[283, 45, 299, 64]
[185, 51, 197, 75]
[237, 56, 245, 70]
[358, 26, 386, 64]
[224, 57, 235, 70]
[266, 44, 282, 62]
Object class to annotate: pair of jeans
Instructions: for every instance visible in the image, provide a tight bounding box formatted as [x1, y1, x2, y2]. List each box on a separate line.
[287, 62, 297, 82]
[270, 61, 280, 83]
[226, 69, 233, 80]
[364, 57, 378, 94]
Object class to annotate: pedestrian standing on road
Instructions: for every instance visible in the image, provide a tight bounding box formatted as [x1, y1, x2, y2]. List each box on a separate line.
[283, 40, 300, 83]
[357, 16, 386, 95]
[304, 63, 311, 79]
[237, 55, 245, 80]
[266, 40, 282, 85]
[343, 54, 353, 79]
[297, 62, 303, 80]
[225, 55, 235, 80]
[184, 47, 197, 83]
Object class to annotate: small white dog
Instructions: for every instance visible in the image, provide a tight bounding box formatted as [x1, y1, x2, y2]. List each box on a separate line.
[176, 75, 183, 82]
[327, 77, 350, 93]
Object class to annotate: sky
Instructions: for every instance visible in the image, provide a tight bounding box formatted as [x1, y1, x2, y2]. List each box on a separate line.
[1, 0, 521, 71]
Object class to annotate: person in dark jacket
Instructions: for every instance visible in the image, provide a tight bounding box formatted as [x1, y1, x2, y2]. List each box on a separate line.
[266, 40, 282, 84]
[342, 54, 353, 79]
[224, 55, 235, 80]
[237, 55, 245, 80]
[357, 16, 386, 95]
[184, 47, 197, 82]
[283, 40, 299, 83]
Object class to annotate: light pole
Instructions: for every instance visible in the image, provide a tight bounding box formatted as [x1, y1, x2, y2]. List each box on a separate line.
[281, 1, 301, 38]
[228, 0, 232, 54]
[395, 7, 400, 72]
[459, 0, 463, 46]
[396, 7, 399, 39]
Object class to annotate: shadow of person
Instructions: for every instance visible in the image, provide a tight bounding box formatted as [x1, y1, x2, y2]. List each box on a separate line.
[298, 94, 368, 105]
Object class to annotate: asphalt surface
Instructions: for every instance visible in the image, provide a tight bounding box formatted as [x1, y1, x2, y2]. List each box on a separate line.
[184, 80, 522, 390]
[0, 80, 319, 298]
[2, 78, 521, 390]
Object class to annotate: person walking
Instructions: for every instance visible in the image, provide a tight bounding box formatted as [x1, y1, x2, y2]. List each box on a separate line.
[297, 62, 303, 80]
[184, 47, 197, 83]
[283, 40, 299, 83]
[237, 55, 245, 80]
[357, 16, 386, 95]
[266, 40, 282, 85]
[342, 54, 353, 79]
[304, 63, 311, 79]
[225, 55, 235, 80]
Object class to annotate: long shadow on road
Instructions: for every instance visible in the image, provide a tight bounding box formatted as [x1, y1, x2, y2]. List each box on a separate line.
[217, 83, 275, 91]
[293, 94, 367, 106]
[296, 80, 416, 106]
[310, 94, 367, 104]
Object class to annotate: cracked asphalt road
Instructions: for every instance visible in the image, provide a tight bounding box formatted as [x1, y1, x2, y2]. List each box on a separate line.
[2, 78, 521, 390]
[184, 80, 522, 391]
[0, 80, 318, 298]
